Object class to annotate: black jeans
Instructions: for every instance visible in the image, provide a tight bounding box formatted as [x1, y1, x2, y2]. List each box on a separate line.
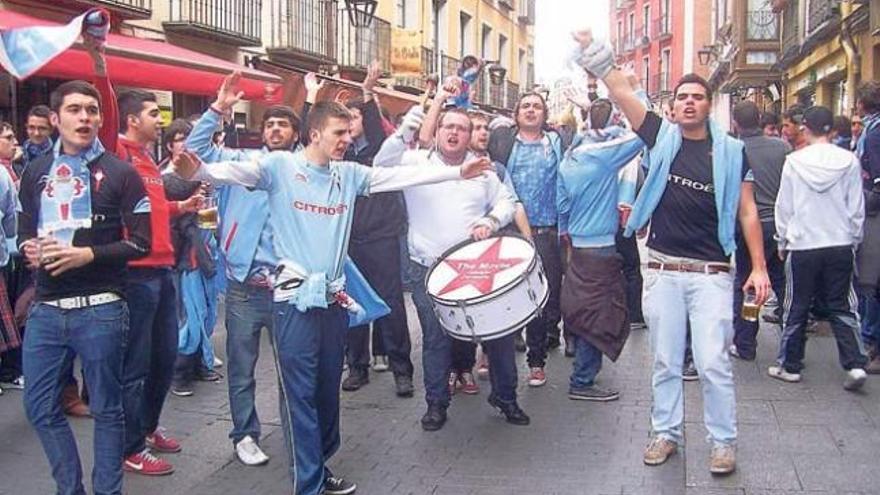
[346, 236, 414, 377]
[778, 246, 868, 373]
[526, 229, 563, 368]
[733, 223, 786, 359]
[615, 229, 644, 323]
[451, 339, 477, 373]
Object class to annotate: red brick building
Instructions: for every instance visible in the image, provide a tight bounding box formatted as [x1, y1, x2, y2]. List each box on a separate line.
[608, 0, 712, 108]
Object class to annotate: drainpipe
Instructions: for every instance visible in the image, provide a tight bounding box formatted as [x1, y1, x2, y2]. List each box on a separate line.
[840, 6, 861, 114]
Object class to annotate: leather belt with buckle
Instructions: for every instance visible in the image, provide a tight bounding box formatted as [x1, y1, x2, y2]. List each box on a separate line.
[647, 262, 731, 274]
[533, 226, 558, 235]
[42, 292, 122, 310]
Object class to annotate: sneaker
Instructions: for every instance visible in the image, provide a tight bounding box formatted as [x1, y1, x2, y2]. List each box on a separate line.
[323, 474, 357, 495]
[196, 368, 223, 382]
[630, 321, 648, 331]
[643, 436, 678, 466]
[459, 371, 480, 395]
[709, 444, 736, 475]
[866, 356, 880, 375]
[341, 368, 369, 392]
[0, 384, 3, 396]
[235, 435, 269, 466]
[146, 427, 181, 453]
[568, 384, 620, 402]
[768, 365, 801, 383]
[487, 395, 530, 426]
[420, 404, 447, 431]
[762, 313, 781, 324]
[527, 367, 546, 387]
[547, 335, 561, 349]
[393, 374, 414, 398]
[514, 333, 526, 353]
[564, 336, 576, 357]
[448, 371, 458, 396]
[0, 375, 24, 390]
[171, 379, 194, 397]
[476, 354, 490, 380]
[371, 355, 389, 372]
[213, 356, 224, 368]
[843, 368, 867, 391]
[124, 449, 174, 476]
[728, 345, 754, 361]
[682, 361, 699, 381]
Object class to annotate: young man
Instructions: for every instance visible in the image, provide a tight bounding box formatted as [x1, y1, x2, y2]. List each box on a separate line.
[185, 73, 302, 466]
[19, 79, 152, 495]
[175, 97, 491, 495]
[0, 123, 19, 370]
[781, 104, 808, 151]
[761, 112, 781, 138]
[558, 91, 646, 403]
[21, 105, 54, 173]
[488, 92, 566, 386]
[375, 88, 526, 430]
[771, 105, 868, 389]
[572, 30, 770, 475]
[730, 101, 790, 361]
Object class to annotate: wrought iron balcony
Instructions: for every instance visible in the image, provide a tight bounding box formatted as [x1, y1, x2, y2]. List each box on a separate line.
[746, 10, 779, 40]
[651, 71, 670, 95]
[268, 0, 338, 70]
[517, 0, 535, 25]
[337, 4, 391, 74]
[654, 15, 671, 38]
[164, 0, 261, 47]
[780, 0, 800, 61]
[807, 0, 837, 35]
[441, 54, 460, 80]
[505, 80, 519, 110]
[5, 0, 152, 19]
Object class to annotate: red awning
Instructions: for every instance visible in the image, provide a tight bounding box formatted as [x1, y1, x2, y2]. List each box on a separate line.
[0, 9, 283, 101]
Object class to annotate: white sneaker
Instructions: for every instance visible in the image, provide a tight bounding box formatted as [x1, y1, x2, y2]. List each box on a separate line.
[235, 435, 269, 466]
[213, 356, 224, 368]
[372, 355, 389, 372]
[4, 376, 24, 390]
[843, 368, 867, 391]
[768, 365, 801, 383]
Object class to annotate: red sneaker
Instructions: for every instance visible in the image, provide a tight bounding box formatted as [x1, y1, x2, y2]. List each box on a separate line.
[124, 449, 174, 476]
[528, 367, 547, 387]
[459, 371, 480, 395]
[146, 427, 181, 453]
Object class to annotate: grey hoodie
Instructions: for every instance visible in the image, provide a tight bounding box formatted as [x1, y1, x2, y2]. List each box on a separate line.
[775, 143, 864, 251]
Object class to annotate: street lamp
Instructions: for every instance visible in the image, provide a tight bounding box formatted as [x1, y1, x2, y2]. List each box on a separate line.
[343, 0, 378, 28]
[698, 46, 716, 66]
[488, 63, 507, 85]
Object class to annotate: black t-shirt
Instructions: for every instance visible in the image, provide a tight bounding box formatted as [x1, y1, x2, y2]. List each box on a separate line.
[635, 112, 751, 262]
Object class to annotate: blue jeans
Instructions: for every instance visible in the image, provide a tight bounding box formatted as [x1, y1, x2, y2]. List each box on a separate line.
[271, 302, 347, 495]
[23, 301, 128, 495]
[225, 279, 272, 445]
[569, 336, 603, 389]
[123, 269, 178, 456]
[859, 288, 880, 349]
[642, 253, 737, 446]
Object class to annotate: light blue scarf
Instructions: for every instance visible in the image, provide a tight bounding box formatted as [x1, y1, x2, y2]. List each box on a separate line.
[39, 138, 104, 245]
[623, 117, 744, 256]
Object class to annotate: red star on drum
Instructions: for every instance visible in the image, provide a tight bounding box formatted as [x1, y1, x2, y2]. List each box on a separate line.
[437, 238, 526, 296]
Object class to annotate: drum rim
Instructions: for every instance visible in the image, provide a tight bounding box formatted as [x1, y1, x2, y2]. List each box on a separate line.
[425, 232, 539, 305]
[442, 288, 550, 342]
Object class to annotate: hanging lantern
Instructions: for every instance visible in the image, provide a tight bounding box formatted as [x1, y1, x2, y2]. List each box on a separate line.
[344, 0, 378, 28]
[488, 63, 507, 86]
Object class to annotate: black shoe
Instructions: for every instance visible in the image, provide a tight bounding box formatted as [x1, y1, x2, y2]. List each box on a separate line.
[682, 362, 699, 381]
[394, 375, 414, 398]
[762, 313, 781, 324]
[564, 337, 576, 358]
[323, 474, 357, 495]
[171, 378, 194, 397]
[487, 395, 530, 425]
[514, 333, 526, 353]
[568, 384, 620, 402]
[196, 368, 223, 382]
[341, 368, 369, 391]
[547, 335, 561, 349]
[420, 404, 447, 431]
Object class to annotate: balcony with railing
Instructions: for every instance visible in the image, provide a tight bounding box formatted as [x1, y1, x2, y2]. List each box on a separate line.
[337, 5, 391, 75]
[441, 54, 460, 80]
[623, 35, 636, 52]
[746, 9, 779, 41]
[164, 0, 261, 46]
[505, 80, 519, 110]
[268, 0, 337, 70]
[394, 46, 436, 91]
[654, 15, 672, 38]
[652, 71, 670, 95]
[517, 0, 535, 25]
[780, 0, 800, 63]
[6, 0, 152, 19]
[806, 0, 837, 35]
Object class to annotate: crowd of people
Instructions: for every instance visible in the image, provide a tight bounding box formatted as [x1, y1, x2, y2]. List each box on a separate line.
[0, 27, 877, 495]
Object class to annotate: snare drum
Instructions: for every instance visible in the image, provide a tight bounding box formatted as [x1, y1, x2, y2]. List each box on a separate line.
[425, 234, 549, 342]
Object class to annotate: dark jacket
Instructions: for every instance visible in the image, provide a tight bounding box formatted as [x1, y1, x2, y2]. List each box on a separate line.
[163, 174, 215, 277]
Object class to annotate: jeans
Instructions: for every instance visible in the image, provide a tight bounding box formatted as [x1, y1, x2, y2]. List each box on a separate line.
[642, 253, 737, 446]
[407, 260, 519, 406]
[123, 269, 178, 456]
[732, 225, 786, 359]
[569, 336, 603, 389]
[526, 230, 563, 367]
[452, 339, 477, 373]
[778, 247, 868, 372]
[859, 287, 880, 349]
[225, 279, 272, 445]
[23, 301, 128, 495]
[271, 302, 347, 495]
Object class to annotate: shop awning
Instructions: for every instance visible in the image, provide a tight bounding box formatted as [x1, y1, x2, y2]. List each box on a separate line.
[0, 9, 282, 101]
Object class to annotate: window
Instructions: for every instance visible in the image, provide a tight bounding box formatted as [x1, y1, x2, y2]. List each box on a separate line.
[661, 49, 671, 92]
[518, 48, 526, 87]
[499, 34, 509, 69]
[643, 4, 650, 38]
[643, 55, 650, 93]
[460, 12, 473, 58]
[481, 25, 493, 60]
[628, 12, 635, 44]
[395, 0, 406, 28]
[617, 20, 623, 51]
[745, 51, 778, 65]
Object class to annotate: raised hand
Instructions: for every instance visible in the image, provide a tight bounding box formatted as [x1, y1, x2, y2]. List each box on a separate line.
[213, 72, 244, 113]
[304, 72, 325, 104]
[363, 60, 382, 93]
[172, 151, 202, 180]
[397, 105, 425, 144]
[460, 156, 492, 179]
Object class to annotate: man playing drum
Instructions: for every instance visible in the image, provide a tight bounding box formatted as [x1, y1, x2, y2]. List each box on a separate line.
[374, 82, 527, 431]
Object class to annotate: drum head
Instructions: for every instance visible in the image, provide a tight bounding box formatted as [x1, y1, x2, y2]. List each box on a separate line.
[426, 234, 536, 303]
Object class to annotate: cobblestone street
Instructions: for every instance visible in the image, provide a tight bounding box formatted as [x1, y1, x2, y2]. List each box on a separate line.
[1, 297, 879, 495]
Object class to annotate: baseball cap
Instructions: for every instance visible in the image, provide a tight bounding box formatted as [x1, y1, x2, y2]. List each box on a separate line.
[803, 106, 834, 135]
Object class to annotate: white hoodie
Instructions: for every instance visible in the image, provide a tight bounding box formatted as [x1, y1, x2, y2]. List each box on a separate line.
[775, 143, 864, 251]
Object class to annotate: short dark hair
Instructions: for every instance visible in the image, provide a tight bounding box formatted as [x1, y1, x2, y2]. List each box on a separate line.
[49, 80, 101, 113]
[0, 122, 13, 135]
[27, 104, 51, 120]
[783, 104, 806, 124]
[438, 108, 474, 133]
[803, 105, 834, 136]
[732, 101, 761, 130]
[344, 97, 366, 114]
[588, 99, 613, 130]
[673, 74, 713, 101]
[467, 111, 491, 125]
[117, 89, 157, 133]
[164, 118, 192, 151]
[857, 81, 880, 114]
[306, 101, 351, 136]
[833, 115, 852, 138]
[760, 112, 780, 129]
[262, 105, 300, 132]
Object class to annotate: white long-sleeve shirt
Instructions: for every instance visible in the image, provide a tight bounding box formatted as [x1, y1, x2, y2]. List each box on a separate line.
[374, 136, 516, 265]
